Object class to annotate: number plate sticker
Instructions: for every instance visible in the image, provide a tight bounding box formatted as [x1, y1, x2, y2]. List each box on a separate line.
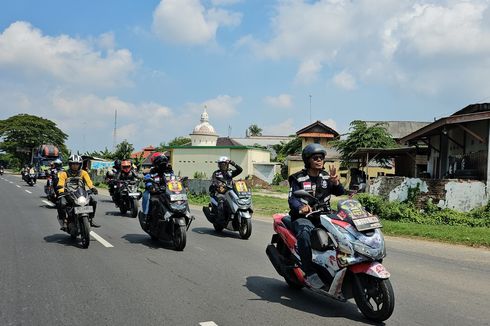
[352, 216, 382, 231]
[170, 194, 187, 201]
[74, 206, 93, 214]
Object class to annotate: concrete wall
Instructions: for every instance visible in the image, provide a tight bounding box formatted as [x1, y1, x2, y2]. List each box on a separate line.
[171, 147, 271, 181]
[369, 176, 488, 212]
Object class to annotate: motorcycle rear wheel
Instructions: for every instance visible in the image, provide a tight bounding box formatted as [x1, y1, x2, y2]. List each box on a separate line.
[353, 274, 395, 322]
[173, 225, 186, 251]
[79, 216, 91, 249]
[213, 223, 224, 232]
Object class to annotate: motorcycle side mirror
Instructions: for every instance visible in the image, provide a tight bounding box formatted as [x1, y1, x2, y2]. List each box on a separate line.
[245, 175, 250, 180]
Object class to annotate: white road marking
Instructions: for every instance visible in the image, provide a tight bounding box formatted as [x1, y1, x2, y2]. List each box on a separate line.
[90, 231, 114, 248]
[25, 190, 32, 194]
[199, 322, 219, 326]
[16, 185, 21, 188]
[42, 200, 55, 207]
[195, 246, 205, 252]
[9, 181, 14, 184]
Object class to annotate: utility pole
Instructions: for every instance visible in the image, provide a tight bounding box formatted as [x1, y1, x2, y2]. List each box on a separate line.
[113, 109, 117, 150]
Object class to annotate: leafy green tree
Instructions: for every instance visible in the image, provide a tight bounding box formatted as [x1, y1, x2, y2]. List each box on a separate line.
[168, 136, 191, 146]
[84, 147, 114, 160]
[272, 137, 302, 162]
[0, 114, 68, 166]
[113, 140, 134, 160]
[333, 120, 397, 166]
[248, 124, 263, 136]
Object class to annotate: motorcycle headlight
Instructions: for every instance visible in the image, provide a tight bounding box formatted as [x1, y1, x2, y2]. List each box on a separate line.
[75, 196, 89, 206]
[353, 241, 384, 260]
[237, 198, 250, 205]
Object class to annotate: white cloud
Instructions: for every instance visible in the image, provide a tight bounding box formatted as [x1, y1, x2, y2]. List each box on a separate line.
[263, 118, 296, 136]
[242, 0, 490, 97]
[383, 2, 490, 58]
[211, 0, 242, 5]
[264, 94, 293, 108]
[200, 95, 242, 117]
[332, 70, 357, 90]
[152, 0, 242, 45]
[0, 21, 135, 90]
[295, 59, 323, 84]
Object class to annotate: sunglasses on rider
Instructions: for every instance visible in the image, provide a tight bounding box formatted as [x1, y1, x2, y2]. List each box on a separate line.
[310, 155, 324, 162]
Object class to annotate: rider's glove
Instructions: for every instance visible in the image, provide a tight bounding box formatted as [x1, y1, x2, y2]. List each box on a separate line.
[91, 187, 98, 195]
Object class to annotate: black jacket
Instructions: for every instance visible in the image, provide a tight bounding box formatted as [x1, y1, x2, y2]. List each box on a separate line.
[288, 169, 345, 221]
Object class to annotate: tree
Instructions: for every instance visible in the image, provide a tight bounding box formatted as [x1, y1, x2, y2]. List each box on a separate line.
[333, 120, 397, 166]
[113, 140, 134, 160]
[84, 147, 114, 160]
[168, 136, 191, 146]
[0, 114, 68, 166]
[272, 137, 302, 162]
[248, 124, 263, 136]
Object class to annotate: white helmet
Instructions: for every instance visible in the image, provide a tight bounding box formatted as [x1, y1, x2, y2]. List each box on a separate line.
[54, 158, 62, 164]
[218, 156, 229, 163]
[68, 154, 83, 170]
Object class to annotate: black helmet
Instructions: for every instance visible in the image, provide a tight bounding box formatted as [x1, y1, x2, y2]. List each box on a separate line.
[302, 143, 327, 166]
[153, 155, 168, 169]
[113, 159, 121, 170]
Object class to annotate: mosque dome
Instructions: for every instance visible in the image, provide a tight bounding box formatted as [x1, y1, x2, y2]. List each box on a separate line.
[192, 109, 217, 135]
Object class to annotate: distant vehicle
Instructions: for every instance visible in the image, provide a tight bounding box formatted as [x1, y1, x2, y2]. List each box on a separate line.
[33, 144, 61, 178]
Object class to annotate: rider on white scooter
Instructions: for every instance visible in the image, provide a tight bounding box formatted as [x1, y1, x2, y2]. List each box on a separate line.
[288, 143, 345, 289]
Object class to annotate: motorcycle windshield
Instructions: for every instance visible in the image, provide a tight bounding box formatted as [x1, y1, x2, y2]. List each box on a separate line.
[336, 199, 382, 231]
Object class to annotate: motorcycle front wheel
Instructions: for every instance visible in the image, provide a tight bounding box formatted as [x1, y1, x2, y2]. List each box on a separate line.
[130, 198, 139, 218]
[79, 216, 91, 249]
[352, 274, 395, 322]
[239, 218, 252, 240]
[173, 225, 186, 251]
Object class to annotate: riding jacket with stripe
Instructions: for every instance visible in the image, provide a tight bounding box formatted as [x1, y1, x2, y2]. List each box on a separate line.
[288, 169, 345, 221]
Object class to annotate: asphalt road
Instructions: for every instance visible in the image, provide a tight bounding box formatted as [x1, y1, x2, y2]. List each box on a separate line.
[0, 173, 489, 326]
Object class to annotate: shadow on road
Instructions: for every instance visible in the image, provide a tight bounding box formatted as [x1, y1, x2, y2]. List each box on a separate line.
[192, 227, 241, 239]
[121, 233, 168, 249]
[43, 234, 79, 247]
[244, 276, 381, 325]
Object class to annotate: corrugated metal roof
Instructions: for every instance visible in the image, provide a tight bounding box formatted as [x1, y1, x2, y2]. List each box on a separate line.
[365, 121, 431, 139]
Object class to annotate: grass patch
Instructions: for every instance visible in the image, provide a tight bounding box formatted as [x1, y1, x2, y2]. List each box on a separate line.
[381, 220, 490, 247]
[251, 194, 289, 217]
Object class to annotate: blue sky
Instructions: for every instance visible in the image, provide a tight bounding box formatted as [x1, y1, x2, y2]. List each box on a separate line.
[1, 0, 490, 153]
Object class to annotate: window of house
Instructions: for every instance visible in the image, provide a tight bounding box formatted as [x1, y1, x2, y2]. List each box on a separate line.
[314, 138, 320, 144]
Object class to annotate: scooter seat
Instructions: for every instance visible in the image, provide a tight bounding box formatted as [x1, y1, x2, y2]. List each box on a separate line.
[282, 215, 293, 231]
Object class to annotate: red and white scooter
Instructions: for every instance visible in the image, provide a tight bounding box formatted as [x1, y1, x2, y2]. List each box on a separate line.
[266, 190, 395, 322]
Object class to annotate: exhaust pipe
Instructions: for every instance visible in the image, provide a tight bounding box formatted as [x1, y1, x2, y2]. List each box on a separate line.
[266, 244, 285, 277]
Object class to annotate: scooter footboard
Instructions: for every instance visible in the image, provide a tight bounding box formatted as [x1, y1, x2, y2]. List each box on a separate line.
[348, 262, 390, 279]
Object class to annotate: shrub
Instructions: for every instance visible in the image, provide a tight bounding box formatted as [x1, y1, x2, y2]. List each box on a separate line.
[356, 193, 490, 228]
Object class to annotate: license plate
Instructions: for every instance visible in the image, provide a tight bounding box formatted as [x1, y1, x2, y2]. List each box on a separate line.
[129, 192, 140, 196]
[74, 206, 93, 214]
[352, 216, 382, 231]
[170, 194, 187, 201]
